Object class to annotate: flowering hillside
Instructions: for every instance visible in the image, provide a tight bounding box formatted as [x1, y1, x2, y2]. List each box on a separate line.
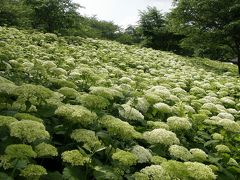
[0, 27, 239, 180]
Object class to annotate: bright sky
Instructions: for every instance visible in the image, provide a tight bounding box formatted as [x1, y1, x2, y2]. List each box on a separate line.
[73, 0, 173, 28]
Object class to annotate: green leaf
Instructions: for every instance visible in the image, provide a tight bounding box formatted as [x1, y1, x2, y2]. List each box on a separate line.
[95, 147, 107, 153]
[0, 172, 13, 180]
[62, 167, 83, 180]
[227, 166, 240, 174]
[93, 166, 120, 180]
[208, 156, 222, 164]
[204, 140, 219, 147]
[41, 171, 63, 180]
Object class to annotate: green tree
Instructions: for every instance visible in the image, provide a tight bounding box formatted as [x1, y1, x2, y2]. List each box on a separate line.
[169, 0, 240, 74]
[87, 17, 120, 40]
[114, 25, 141, 45]
[0, 0, 33, 28]
[25, 0, 81, 34]
[138, 6, 184, 54]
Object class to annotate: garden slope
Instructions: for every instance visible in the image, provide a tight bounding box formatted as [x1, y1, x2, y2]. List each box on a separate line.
[0, 27, 240, 180]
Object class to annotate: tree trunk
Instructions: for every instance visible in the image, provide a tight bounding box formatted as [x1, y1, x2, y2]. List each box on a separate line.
[238, 49, 240, 75]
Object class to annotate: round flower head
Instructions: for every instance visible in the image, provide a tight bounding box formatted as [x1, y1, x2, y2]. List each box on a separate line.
[227, 158, 239, 166]
[4, 144, 37, 159]
[218, 118, 240, 133]
[119, 104, 144, 122]
[62, 150, 90, 166]
[217, 112, 235, 121]
[35, 143, 58, 157]
[212, 133, 224, 140]
[190, 87, 206, 97]
[215, 144, 231, 153]
[201, 103, 218, 113]
[0, 115, 17, 127]
[227, 108, 238, 114]
[220, 97, 235, 107]
[190, 148, 208, 162]
[147, 121, 169, 130]
[184, 162, 217, 180]
[134, 97, 150, 113]
[55, 104, 97, 125]
[14, 113, 43, 123]
[161, 160, 189, 179]
[143, 128, 180, 146]
[134, 165, 171, 180]
[89, 86, 123, 100]
[58, 87, 78, 99]
[71, 129, 102, 151]
[100, 115, 141, 140]
[79, 94, 110, 110]
[131, 145, 152, 163]
[20, 164, 47, 178]
[112, 149, 138, 166]
[153, 102, 172, 113]
[9, 120, 50, 143]
[169, 145, 192, 161]
[167, 116, 192, 131]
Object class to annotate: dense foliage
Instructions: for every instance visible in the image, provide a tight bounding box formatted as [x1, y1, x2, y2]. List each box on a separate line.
[168, 0, 240, 72]
[0, 27, 239, 179]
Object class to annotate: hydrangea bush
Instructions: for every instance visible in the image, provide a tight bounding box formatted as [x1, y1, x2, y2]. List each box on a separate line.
[0, 27, 239, 179]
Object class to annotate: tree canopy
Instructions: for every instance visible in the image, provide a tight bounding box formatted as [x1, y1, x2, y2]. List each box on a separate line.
[168, 0, 240, 73]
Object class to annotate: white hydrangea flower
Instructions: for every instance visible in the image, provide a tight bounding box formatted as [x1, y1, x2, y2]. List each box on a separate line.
[201, 103, 218, 113]
[143, 128, 180, 146]
[9, 120, 50, 143]
[217, 112, 235, 121]
[131, 145, 152, 163]
[190, 148, 208, 162]
[167, 116, 192, 131]
[89, 86, 123, 100]
[55, 104, 97, 125]
[226, 108, 238, 114]
[153, 102, 172, 113]
[134, 97, 150, 113]
[20, 164, 47, 178]
[184, 162, 217, 180]
[220, 97, 235, 107]
[184, 105, 196, 113]
[212, 133, 224, 140]
[227, 158, 239, 166]
[112, 149, 138, 166]
[35, 143, 58, 157]
[215, 144, 231, 153]
[119, 104, 144, 121]
[147, 121, 169, 130]
[62, 150, 90, 166]
[218, 118, 240, 133]
[134, 165, 171, 180]
[71, 129, 102, 151]
[0, 115, 18, 127]
[169, 145, 192, 161]
[100, 115, 141, 140]
[190, 87, 206, 97]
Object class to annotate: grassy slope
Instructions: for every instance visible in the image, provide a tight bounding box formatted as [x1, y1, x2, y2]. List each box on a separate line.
[0, 27, 239, 179]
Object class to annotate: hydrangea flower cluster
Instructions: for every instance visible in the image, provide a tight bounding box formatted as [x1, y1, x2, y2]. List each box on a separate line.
[167, 116, 192, 131]
[112, 149, 138, 166]
[61, 150, 90, 166]
[71, 129, 102, 151]
[55, 104, 97, 125]
[169, 145, 192, 161]
[9, 120, 50, 143]
[143, 128, 180, 146]
[119, 104, 144, 122]
[100, 115, 141, 140]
